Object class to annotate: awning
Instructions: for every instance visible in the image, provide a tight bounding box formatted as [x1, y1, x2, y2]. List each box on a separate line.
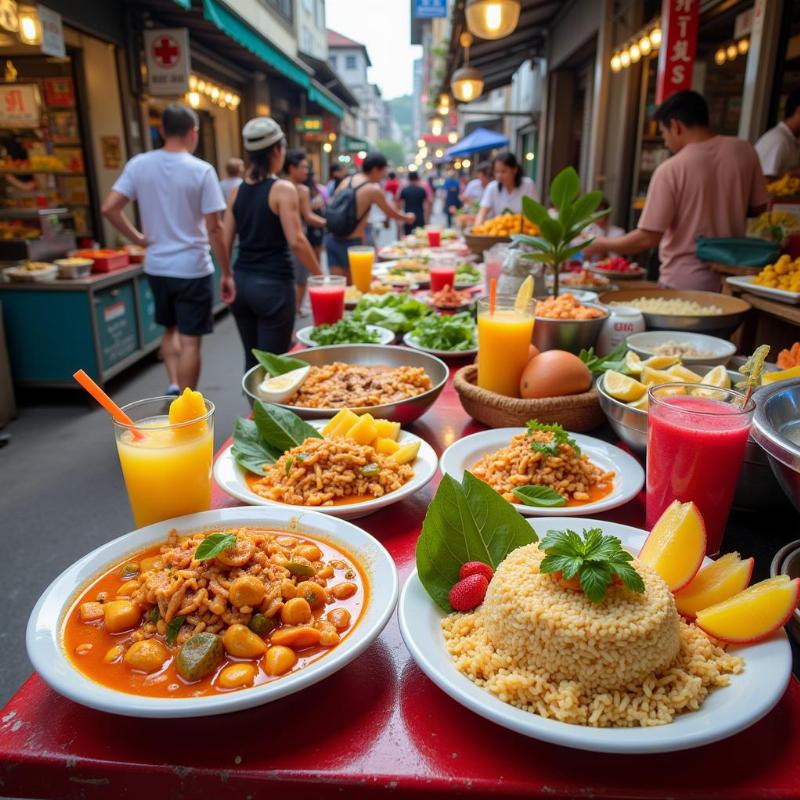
[172, 0, 191, 8]
[445, 127, 509, 157]
[308, 82, 344, 119]
[299, 52, 359, 109]
[342, 134, 370, 152]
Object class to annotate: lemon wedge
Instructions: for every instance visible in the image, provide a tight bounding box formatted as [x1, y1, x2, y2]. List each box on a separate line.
[257, 366, 310, 403]
[642, 354, 680, 370]
[701, 365, 731, 389]
[515, 275, 534, 312]
[667, 364, 703, 383]
[640, 366, 677, 386]
[624, 351, 642, 375]
[604, 370, 647, 402]
[628, 393, 649, 411]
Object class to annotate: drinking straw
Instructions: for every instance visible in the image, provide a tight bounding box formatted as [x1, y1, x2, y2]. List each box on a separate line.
[489, 277, 497, 314]
[73, 369, 144, 440]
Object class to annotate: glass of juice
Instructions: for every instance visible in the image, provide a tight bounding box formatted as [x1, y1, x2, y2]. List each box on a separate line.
[646, 384, 755, 556]
[477, 296, 535, 397]
[308, 274, 346, 326]
[348, 245, 375, 293]
[427, 228, 441, 247]
[429, 261, 456, 293]
[114, 396, 215, 528]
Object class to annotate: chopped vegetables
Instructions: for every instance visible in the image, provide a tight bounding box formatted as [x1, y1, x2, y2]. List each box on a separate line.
[309, 318, 381, 345]
[352, 292, 430, 333]
[410, 312, 477, 352]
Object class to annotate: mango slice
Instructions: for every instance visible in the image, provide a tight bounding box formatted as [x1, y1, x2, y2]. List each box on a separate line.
[390, 441, 420, 464]
[168, 388, 207, 437]
[374, 436, 400, 455]
[374, 419, 401, 441]
[674, 552, 754, 618]
[347, 413, 378, 446]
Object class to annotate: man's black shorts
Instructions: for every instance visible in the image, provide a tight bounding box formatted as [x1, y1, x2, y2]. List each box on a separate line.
[147, 274, 214, 336]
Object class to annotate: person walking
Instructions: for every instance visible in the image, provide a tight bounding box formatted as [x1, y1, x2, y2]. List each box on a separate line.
[755, 89, 800, 182]
[399, 170, 429, 234]
[220, 157, 244, 203]
[442, 169, 462, 226]
[102, 104, 233, 394]
[223, 118, 322, 371]
[326, 163, 346, 197]
[584, 91, 768, 291]
[474, 152, 539, 225]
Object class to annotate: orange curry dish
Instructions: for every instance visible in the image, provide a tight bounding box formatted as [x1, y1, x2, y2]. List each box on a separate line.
[63, 527, 366, 698]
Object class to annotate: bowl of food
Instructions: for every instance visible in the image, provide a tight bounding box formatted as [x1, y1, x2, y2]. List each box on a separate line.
[5, 261, 58, 282]
[555, 269, 611, 290]
[243, 344, 449, 424]
[295, 320, 395, 347]
[54, 257, 93, 279]
[588, 257, 645, 279]
[532, 294, 608, 354]
[626, 331, 737, 367]
[599, 289, 751, 337]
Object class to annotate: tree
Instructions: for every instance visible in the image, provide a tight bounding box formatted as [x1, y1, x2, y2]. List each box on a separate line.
[375, 138, 406, 167]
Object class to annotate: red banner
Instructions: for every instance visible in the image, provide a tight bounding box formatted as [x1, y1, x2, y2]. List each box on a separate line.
[655, 0, 700, 104]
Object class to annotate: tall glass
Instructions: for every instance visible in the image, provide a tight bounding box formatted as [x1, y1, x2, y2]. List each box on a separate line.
[483, 251, 503, 294]
[427, 227, 441, 247]
[646, 384, 755, 556]
[348, 245, 375, 293]
[308, 274, 345, 326]
[477, 296, 535, 397]
[429, 254, 456, 293]
[114, 396, 215, 528]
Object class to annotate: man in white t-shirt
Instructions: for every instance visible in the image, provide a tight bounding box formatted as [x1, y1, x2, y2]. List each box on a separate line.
[755, 89, 800, 181]
[102, 104, 234, 393]
[461, 161, 491, 206]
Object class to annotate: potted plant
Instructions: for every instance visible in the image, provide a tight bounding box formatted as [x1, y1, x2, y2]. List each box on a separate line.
[514, 166, 609, 297]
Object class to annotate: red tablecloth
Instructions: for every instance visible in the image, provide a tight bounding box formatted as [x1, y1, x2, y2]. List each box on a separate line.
[3, 366, 800, 799]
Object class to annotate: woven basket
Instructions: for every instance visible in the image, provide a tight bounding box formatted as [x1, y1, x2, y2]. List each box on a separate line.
[453, 365, 605, 431]
[463, 231, 511, 256]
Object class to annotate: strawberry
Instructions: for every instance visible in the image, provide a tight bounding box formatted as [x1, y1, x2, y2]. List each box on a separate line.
[459, 561, 494, 583]
[448, 574, 489, 612]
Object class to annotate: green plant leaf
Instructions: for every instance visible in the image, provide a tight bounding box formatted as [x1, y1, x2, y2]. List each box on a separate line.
[512, 485, 567, 507]
[253, 401, 321, 454]
[415, 473, 538, 612]
[557, 241, 591, 262]
[252, 350, 307, 377]
[537, 216, 564, 244]
[522, 195, 551, 227]
[511, 233, 552, 250]
[231, 417, 283, 474]
[165, 615, 186, 646]
[570, 190, 604, 220]
[549, 167, 580, 210]
[521, 251, 555, 263]
[194, 531, 238, 562]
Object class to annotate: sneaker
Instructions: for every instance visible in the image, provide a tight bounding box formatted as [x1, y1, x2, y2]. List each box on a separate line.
[166, 384, 180, 396]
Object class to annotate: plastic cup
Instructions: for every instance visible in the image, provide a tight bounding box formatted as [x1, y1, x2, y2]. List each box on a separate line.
[427, 228, 441, 247]
[430, 263, 456, 292]
[348, 245, 375, 293]
[308, 274, 346, 326]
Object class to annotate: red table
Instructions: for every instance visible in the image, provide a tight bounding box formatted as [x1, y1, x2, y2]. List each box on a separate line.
[3, 368, 800, 799]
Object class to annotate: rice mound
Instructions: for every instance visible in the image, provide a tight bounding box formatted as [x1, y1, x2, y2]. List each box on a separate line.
[442, 543, 743, 728]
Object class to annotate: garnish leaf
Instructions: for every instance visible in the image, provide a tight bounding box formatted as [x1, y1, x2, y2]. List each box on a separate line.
[416, 472, 538, 612]
[512, 485, 567, 507]
[194, 532, 238, 562]
[231, 417, 283, 474]
[253, 401, 322, 454]
[735, 344, 770, 407]
[526, 420, 581, 456]
[165, 615, 186, 646]
[252, 349, 307, 377]
[579, 342, 629, 375]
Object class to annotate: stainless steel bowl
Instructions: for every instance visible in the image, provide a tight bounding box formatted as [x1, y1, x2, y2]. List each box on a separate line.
[752, 379, 800, 512]
[532, 303, 608, 355]
[242, 344, 449, 424]
[770, 539, 800, 640]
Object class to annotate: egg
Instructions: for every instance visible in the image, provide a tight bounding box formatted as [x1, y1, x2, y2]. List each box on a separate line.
[257, 366, 310, 403]
[519, 351, 592, 399]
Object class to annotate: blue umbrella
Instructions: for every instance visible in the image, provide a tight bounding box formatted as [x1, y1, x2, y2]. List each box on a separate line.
[444, 127, 509, 158]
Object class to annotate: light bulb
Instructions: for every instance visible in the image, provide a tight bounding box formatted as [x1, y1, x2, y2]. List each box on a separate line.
[738, 38, 749, 55]
[630, 43, 641, 63]
[610, 53, 622, 72]
[525, 152, 534, 161]
[727, 44, 738, 60]
[651, 28, 662, 47]
[714, 48, 726, 66]
[463, 159, 471, 168]
[323, 143, 332, 153]
[639, 35, 651, 55]
[620, 49, 631, 68]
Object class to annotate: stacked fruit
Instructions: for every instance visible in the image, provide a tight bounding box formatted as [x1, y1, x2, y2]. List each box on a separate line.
[471, 214, 538, 237]
[322, 409, 419, 464]
[766, 174, 800, 197]
[752, 254, 800, 292]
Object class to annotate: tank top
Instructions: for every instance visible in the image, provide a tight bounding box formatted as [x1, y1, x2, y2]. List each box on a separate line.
[233, 177, 293, 280]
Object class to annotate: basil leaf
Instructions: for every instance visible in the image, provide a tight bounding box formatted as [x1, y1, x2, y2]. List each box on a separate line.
[579, 562, 613, 604]
[416, 472, 538, 612]
[253, 401, 322, 454]
[165, 615, 186, 646]
[512, 485, 567, 507]
[251, 349, 307, 377]
[194, 532, 238, 562]
[231, 418, 283, 474]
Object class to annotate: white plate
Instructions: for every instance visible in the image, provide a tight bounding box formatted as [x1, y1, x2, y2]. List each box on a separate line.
[402, 331, 477, 359]
[399, 516, 792, 753]
[726, 275, 800, 305]
[439, 429, 643, 516]
[27, 507, 398, 719]
[295, 324, 394, 347]
[626, 330, 737, 366]
[214, 420, 438, 520]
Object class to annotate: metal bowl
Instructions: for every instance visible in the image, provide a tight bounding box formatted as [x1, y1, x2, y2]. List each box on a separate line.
[626, 331, 737, 367]
[752, 379, 800, 512]
[770, 539, 800, 640]
[242, 344, 449, 424]
[532, 302, 608, 355]
[598, 289, 751, 338]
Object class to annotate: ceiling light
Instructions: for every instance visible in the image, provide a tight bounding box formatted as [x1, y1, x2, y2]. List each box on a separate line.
[465, 0, 520, 40]
[629, 43, 641, 63]
[738, 38, 749, 55]
[620, 49, 631, 68]
[650, 27, 662, 47]
[186, 91, 200, 109]
[714, 48, 726, 66]
[18, 5, 41, 46]
[610, 53, 622, 72]
[639, 35, 651, 55]
[726, 43, 738, 60]
[452, 66, 484, 102]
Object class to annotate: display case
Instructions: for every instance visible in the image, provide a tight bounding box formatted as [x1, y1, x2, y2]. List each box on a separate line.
[0, 207, 76, 262]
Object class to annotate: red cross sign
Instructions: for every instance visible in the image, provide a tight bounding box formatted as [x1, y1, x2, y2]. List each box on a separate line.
[152, 35, 180, 69]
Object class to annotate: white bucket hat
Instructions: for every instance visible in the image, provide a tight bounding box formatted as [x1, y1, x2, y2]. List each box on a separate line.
[242, 117, 284, 151]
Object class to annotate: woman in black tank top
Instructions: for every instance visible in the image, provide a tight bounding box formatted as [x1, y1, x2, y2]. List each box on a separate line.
[222, 117, 322, 371]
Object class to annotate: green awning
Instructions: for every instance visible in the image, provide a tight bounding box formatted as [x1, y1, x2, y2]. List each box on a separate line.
[202, 0, 310, 89]
[308, 83, 344, 119]
[172, 0, 191, 9]
[342, 134, 370, 151]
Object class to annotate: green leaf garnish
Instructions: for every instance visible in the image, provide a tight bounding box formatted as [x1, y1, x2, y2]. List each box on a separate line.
[526, 420, 581, 456]
[231, 417, 283, 474]
[579, 342, 629, 375]
[735, 344, 770, 406]
[253, 401, 322, 454]
[416, 473, 538, 612]
[194, 532, 238, 562]
[539, 528, 645, 603]
[512, 485, 567, 507]
[165, 615, 186, 646]
[252, 349, 307, 377]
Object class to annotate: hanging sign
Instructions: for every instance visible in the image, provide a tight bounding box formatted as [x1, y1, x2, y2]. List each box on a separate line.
[39, 5, 64, 58]
[0, 83, 40, 127]
[144, 28, 191, 96]
[655, 0, 699, 104]
[295, 116, 323, 132]
[413, 0, 447, 19]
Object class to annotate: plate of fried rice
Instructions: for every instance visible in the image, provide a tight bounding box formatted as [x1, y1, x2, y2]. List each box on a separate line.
[439, 428, 643, 516]
[214, 421, 438, 520]
[399, 517, 792, 753]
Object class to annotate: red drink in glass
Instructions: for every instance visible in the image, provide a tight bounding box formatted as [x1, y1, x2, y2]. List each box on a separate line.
[646, 387, 754, 556]
[430, 264, 456, 293]
[308, 275, 346, 326]
[427, 228, 441, 247]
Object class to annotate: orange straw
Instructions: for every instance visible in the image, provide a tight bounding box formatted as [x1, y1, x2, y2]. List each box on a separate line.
[489, 277, 497, 314]
[73, 369, 144, 440]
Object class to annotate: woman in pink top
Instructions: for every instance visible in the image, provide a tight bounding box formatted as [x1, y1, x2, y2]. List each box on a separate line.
[585, 91, 768, 291]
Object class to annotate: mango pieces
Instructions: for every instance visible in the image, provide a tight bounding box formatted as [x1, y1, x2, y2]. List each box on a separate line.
[674, 552, 754, 618]
[322, 409, 359, 438]
[168, 388, 208, 437]
[322, 409, 416, 464]
[375, 419, 401, 441]
[390, 441, 420, 464]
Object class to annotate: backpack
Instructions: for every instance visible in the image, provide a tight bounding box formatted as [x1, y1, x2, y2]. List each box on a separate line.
[325, 180, 369, 238]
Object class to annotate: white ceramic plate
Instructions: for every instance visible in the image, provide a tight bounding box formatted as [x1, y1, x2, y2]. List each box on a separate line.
[402, 331, 477, 359]
[399, 516, 792, 753]
[626, 330, 737, 366]
[295, 324, 394, 347]
[214, 420, 438, 520]
[27, 506, 398, 719]
[439, 429, 643, 516]
[726, 274, 800, 305]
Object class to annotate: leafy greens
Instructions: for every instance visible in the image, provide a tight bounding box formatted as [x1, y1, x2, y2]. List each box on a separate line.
[194, 531, 238, 562]
[526, 420, 581, 456]
[512, 485, 567, 507]
[410, 312, 477, 352]
[310, 318, 381, 346]
[352, 292, 430, 333]
[579, 341, 629, 376]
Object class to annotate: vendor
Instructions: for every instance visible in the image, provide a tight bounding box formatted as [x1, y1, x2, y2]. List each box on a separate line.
[474, 152, 538, 225]
[584, 91, 768, 291]
[754, 89, 800, 182]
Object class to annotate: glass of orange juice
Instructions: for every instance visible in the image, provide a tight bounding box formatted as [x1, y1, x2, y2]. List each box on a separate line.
[348, 245, 375, 292]
[114, 396, 215, 527]
[477, 296, 535, 397]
